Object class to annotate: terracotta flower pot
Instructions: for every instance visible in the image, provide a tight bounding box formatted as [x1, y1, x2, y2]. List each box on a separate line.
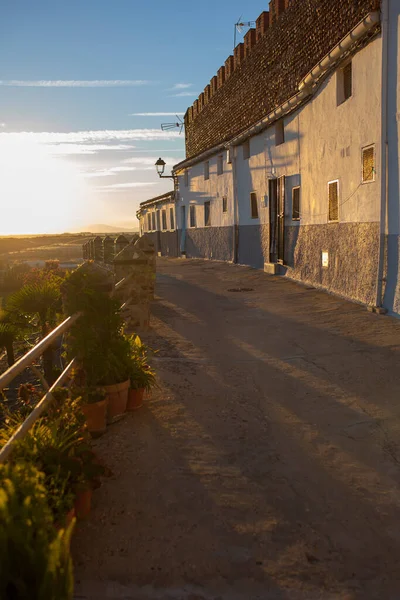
[104, 379, 130, 422]
[81, 399, 107, 437]
[127, 387, 145, 411]
[74, 487, 92, 519]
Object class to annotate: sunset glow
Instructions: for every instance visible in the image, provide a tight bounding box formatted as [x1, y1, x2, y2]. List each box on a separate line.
[0, 140, 90, 235]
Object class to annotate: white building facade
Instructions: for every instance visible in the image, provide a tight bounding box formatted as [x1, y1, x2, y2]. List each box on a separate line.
[138, 0, 400, 316]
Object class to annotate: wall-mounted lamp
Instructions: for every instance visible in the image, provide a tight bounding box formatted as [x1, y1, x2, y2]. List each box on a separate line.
[155, 157, 178, 182]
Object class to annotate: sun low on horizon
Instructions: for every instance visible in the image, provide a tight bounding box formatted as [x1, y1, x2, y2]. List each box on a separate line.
[0, 138, 90, 235]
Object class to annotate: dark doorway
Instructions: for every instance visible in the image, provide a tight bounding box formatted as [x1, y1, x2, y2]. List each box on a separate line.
[269, 176, 285, 263]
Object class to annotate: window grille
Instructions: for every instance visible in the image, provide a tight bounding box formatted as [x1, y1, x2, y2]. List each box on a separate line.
[151, 212, 156, 230]
[162, 210, 167, 230]
[170, 207, 175, 230]
[328, 181, 339, 222]
[147, 213, 151, 230]
[362, 146, 375, 182]
[292, 187, 300, 220]
[250, 192, 258, 219]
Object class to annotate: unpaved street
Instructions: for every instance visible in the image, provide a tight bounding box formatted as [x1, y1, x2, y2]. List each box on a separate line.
[74, 258, 400, 600]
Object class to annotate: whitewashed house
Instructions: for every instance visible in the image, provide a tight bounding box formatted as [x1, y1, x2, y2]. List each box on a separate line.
[138, 0, 400, 316]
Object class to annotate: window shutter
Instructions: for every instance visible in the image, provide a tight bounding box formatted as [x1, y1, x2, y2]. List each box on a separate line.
[362, 146, 375, 182]
[250, 192, 258, 219]
[343, 62, 352, 100]
[328, 181, 339, 222]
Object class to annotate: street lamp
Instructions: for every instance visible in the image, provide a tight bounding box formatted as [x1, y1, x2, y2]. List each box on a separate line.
[155, 157, 177, 182]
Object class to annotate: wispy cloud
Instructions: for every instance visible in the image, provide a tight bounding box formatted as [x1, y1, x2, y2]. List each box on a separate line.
[47, 144, 135, 155]
[0, 130, 180, 158]
[0, 80, 152, 87]
[169, 91, 198, 97]
[0, 123, 5, 128]
[84, 166, 153, 178]
[0, 129, 180, 143]
[170, 83, 193, 90]
[130, 112, 184, 116]
[97, 182, 158, 190]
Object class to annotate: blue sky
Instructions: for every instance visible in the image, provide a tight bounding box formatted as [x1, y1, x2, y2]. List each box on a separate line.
[0, 0, 266, 233]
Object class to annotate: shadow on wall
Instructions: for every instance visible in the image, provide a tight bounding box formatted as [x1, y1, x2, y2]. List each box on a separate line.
[383, 17, 400, 316]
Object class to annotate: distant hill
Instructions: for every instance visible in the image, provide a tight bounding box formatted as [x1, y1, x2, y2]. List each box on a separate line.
[81, 224, 139, 234]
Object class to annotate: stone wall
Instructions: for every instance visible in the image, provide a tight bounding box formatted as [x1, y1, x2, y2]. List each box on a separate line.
[185, 0, 380, 159]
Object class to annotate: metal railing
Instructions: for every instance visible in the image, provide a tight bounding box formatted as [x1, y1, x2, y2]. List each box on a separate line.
[0, 274, 131, 464]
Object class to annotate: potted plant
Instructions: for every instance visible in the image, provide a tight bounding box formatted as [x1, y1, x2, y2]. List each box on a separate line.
[62, 264, 131, 423]
[79, 387, 108, 437]
[127, 335, 156, 411]
[0, 462, 74, 599]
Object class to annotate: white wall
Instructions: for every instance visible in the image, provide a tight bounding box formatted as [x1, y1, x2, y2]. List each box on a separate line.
[177, 152, 234, 229]
[140, 200, 176, 233]
[178, 35, 382, 230]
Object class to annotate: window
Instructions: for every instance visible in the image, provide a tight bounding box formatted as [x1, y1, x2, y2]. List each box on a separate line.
[292, 187, 300, 220]
[151, 212, 156, 231]
[162, 209, 167, 230]
[170, 207, 175, 230]
[362, 145, 375, 183]
[204, 201, 211, 226]
[189, 204, 196, 227]
[328, 180, 339, 222]
[204, 161, 209, 180]
[217, 155, 223, 175]
[243, 140, 250, 160]
[222, 196, 227, 213]
[275, 119, 285, 145]
[337, 61, 352, 105]
[250, 192, 258, 219]
[184, 170, 189, 187]
[147, 213, 151, 231]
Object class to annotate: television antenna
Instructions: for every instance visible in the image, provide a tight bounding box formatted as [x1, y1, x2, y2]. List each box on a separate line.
[234, 15, 255, 50]
[161, 115, 184, 134]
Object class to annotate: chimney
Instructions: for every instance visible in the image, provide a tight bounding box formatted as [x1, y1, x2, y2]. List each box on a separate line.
[210, 75, 218, 97]
[244, 28, 256, 57]
[204, 84, 211, 104]
[234, 43, 245, 68]
[217, 66, 226, 88]
[225, 55, 235, 79]
[256, 11, 270, 40]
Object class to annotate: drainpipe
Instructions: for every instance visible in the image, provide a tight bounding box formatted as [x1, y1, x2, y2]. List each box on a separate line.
[231, 145, 239, 263]
[375, 0, 389, 308]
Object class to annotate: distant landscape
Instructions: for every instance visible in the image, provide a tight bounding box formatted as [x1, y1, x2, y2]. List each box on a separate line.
[0, 228, 138, 267]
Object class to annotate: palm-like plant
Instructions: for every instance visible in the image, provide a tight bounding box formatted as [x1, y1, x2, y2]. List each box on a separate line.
[6, 282, 62, 384]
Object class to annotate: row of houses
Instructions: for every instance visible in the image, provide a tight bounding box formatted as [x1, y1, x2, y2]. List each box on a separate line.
[137, 0, 400, 317]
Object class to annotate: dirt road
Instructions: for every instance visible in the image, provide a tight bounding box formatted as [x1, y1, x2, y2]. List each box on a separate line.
[74, 258, 400, 599]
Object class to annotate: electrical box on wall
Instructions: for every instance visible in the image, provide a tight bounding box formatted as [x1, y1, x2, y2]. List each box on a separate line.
[322, 251, 329, 267]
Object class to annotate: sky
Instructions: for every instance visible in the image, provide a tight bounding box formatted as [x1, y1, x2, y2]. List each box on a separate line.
[0, 0, 266, 234]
